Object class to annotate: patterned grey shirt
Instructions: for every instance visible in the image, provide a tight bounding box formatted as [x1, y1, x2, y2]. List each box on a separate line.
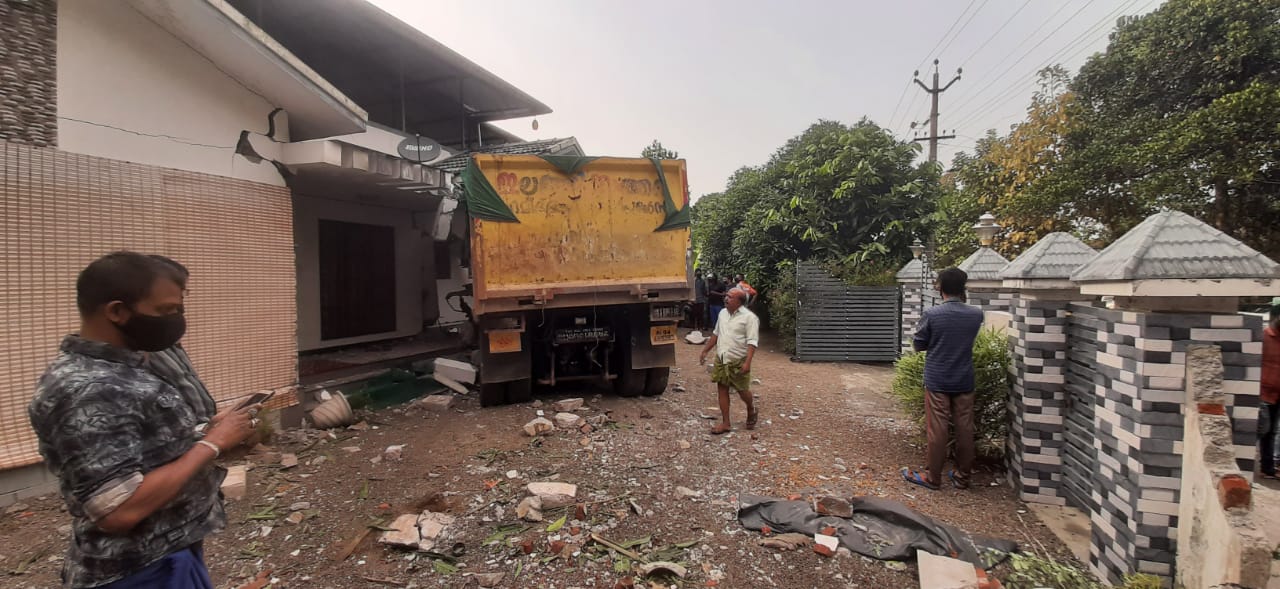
[28, 336, 226, 588]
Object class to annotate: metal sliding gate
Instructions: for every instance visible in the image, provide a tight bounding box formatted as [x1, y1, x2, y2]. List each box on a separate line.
[1062, 303, 1103, 511]
[795, 263, 900, 362]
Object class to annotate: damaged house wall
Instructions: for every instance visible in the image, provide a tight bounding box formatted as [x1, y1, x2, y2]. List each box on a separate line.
[56, 0, 289, 186]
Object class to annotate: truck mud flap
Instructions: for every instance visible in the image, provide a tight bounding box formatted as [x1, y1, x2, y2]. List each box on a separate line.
[480, 326, 531, 384]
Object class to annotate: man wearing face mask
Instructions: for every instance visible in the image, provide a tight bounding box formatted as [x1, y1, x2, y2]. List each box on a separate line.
[29, 252, 260, 589]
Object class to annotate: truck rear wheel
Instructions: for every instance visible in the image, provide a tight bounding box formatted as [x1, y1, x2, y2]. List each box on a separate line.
[506, 378, 533, 403]
[479, 381, 506, 407]
[615, 369, 645, 397]
[642, 367, 669, 397]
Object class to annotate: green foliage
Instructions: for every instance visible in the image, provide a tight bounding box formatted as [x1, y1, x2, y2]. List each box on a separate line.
[641, 140, 679, 160]
[765, 262, 798, 354]
[691, 120, 937, 352]
[891, 327, 1012, 457]
[1002, 553, 1100, 589]
[942, 0, 1280, 262]
[1001, 553, 1162, 589]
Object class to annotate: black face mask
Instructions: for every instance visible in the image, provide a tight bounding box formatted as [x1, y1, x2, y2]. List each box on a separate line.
[116, 309, 187, 352]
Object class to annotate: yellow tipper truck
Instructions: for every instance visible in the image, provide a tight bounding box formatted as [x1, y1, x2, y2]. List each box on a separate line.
[460, 154, 693, 406]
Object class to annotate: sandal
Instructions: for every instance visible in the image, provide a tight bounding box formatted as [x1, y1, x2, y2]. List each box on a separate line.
[948, 470, 971, 490]
[745, 406, 758, 430]
[901, 468, 940, 491]
[710, 423, 732, 435]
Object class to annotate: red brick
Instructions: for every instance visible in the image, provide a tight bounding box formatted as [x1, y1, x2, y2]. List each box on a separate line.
[813, 543, 835, 557]
[1197, 403, 1227, 416]
[1217, 474, 1252, 510]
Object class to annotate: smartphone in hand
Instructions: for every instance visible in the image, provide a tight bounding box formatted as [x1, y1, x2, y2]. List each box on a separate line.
[235, 390, 275, 410]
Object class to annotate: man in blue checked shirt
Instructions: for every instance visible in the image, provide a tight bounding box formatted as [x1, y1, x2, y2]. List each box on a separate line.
[902, 268, 985, 491]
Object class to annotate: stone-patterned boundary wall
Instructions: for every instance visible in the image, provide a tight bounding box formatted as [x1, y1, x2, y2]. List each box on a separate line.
[1006, 295, 1078, 504]
[899, 281, 937, 353]
[967, 287, 1016, 314]
[1086, 309, 1263, 583]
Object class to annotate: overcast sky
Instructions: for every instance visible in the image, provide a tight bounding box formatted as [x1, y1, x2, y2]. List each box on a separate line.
[372, 0, 1164, 198]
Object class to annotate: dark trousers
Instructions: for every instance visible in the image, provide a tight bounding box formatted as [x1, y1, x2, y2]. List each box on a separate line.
[691, 302, 706, 330]
[1260, 401, 1278, 475]
[709, 304, 724, 329]
[925, 390, 975, 486]
[97, 543, 213, 589]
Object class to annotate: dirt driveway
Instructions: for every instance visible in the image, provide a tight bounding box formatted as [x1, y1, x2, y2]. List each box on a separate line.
[0, 334, 1068, 588]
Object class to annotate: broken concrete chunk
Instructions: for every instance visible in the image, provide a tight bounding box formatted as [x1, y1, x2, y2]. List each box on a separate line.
[759, 532, 812, 551]
[516, 496, 544, 522]
[675, 486, 702, 499]
[378, 513, 423, 548]
[384, 445, 405, 462]
[551, 398, 584, 412]
[433, 358, 477, 385]
[378, 511, 455, 551]
[284, 511, 306, 525]
[288, 502, 311, 511]
[221, 465, 246, 501]
[638, 561, 688, 578]
[523, 417, 556, 437]
[434, 373, 469, 395]
[279, 453, 298, 469]
[418, 395, 456, 412]
[527, 482, 577, 509]
[815, 496, 853, 518]
[917, 551, 980, 589]
[678, 440, 692, 450]
[813, 533, 839, 557]
[553, 412, 583, 429]
[473, 572, 505, 588]
[416, 511, 455, 551]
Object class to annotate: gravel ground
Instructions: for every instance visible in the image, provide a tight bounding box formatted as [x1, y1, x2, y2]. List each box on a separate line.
[0, 332, 1073, 588]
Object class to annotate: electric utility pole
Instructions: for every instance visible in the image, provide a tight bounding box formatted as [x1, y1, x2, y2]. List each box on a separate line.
[910, 59, 961, 163]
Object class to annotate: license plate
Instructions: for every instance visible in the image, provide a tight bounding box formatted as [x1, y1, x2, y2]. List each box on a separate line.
[554, 327, 611, 345]
[650, 324, 677, 345]
[488, 330, 522, 353]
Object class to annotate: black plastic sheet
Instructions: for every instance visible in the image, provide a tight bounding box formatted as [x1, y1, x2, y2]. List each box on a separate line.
[737, 494, 1017, 568]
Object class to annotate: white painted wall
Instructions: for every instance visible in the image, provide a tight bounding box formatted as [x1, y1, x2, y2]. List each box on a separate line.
[293, 195, 429, 351]
[58, 0, 287, 186]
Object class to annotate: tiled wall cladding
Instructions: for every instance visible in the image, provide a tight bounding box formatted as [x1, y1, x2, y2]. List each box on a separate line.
[0, 142, 298, 468]
[0, 0, 57, 147]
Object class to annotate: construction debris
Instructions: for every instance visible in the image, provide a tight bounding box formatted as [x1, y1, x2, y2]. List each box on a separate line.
[553, 412, 583, 429]
[433, 358, 477, 384]
[377, 510, 455, 552]
[433, 373, 469, 395]
[552, 398, 585, 412]
[383, 445, 405, 462]
[523, 417, 555, 437]
[637, 561, 688, 578]
[516, 496, 543, 522]
[759, 533, 813, 551]
[527, 482, 577, 508]
[416, 395, 456, 412]
[221, 465, 246, 501]
[279, 453, 298, 469]
[917, 551, 980, 589]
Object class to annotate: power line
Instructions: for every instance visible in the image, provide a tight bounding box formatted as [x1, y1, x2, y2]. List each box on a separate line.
[950, 0, 1147, 131]
[943, 1, 1077, 117]
[949, 0, 1126, 129]
[959, 0, 1033, 67]
[937, 0, 992, 58]
[913, 0, 979, 73]
[886, 77, 916, 132]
